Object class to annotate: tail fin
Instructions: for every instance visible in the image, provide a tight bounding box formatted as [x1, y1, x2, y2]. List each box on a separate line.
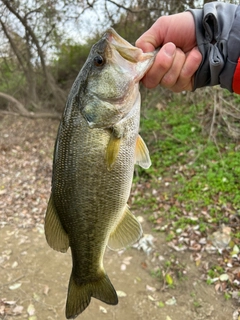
[65, 273, 118, 319]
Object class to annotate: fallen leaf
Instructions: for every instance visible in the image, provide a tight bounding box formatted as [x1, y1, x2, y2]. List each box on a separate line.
[9, 283, 22, 290]
[116, 290, 127, 298]
[219, 274, 229, 282]
[11, 261, 18, 268]
[3, 250, 12, 256]
[43, 285, 49, 295]
[165, 297, 177, 305]
[13, 305, 24, 314]
[157, 301, 164, 308]
[148, 295, 156, 302]
[165, 273, 173, 285]
[0, 306, 5, 315]
[120, 264, 126, 271]
[4, 301, 16, 305]
[27, 303, 35, 316]
[33, 293, 41, 302]
[122, 256, 132, 265]
[146, 285, 156, 292]
[99, 306, 107, 313]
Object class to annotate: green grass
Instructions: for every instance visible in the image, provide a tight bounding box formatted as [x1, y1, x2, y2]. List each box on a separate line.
[133, 98, 240, 239]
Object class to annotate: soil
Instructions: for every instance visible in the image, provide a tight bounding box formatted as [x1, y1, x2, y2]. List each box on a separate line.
[0, 115, 238, 320]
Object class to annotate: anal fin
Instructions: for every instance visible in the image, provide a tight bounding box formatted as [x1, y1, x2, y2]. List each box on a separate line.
[135, 134, 151, 169]
[108, 205, 142, 250]
[45, 193, 69, 253]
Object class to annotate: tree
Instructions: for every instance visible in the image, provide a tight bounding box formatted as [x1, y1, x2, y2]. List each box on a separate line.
[0, 0, 204, 115]
[0, 0, 65, 112]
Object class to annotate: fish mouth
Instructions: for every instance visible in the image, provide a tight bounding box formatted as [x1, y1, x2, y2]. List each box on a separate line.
[104, 28, 153, 63]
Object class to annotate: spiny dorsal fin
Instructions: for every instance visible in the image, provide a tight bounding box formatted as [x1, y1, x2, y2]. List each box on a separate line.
[45, 193, 69, 253]
[106, 134, 121, 170]
[108, 205, 142, 250]
[135, 134, 151, 169]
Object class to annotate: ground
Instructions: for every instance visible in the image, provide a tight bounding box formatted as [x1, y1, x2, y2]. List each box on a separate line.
[0, 116, 238, 320]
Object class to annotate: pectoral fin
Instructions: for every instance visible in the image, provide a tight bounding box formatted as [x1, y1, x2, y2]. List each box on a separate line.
[108, 205, 142, 250]
[134, 134, 151, 169]
[106, 134, 121, 170]
[45, 193, 69, 253]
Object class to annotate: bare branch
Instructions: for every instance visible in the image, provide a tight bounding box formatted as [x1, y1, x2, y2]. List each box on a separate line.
[0, 110, 61, 120]
[0, 91, 61, 119]
[0, 19, 26, 73]
[106, 0, 158, 13]
[0, 92, 28, 115]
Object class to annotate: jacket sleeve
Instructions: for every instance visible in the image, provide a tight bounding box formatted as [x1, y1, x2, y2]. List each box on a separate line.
[188, 2, 240, 93]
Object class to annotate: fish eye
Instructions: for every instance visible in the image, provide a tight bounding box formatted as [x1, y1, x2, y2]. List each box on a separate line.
[94, 55, 105, 67]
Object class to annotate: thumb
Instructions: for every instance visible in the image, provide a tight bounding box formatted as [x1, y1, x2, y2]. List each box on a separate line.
[135, 34, 157, 53]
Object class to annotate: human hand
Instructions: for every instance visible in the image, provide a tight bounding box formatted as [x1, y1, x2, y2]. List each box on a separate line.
[136, 12, 202, 92]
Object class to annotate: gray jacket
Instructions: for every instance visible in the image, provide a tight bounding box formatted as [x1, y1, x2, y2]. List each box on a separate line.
[188, 2, 240, 92]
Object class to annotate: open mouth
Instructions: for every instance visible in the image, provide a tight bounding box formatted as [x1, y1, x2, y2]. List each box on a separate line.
[105, 28, 144, 63]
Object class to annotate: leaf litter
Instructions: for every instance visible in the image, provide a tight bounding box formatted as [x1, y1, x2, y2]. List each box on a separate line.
[130, 176, 240, 310]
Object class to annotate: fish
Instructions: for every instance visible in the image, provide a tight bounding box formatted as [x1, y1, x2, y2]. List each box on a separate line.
[45, 28, 156, 319]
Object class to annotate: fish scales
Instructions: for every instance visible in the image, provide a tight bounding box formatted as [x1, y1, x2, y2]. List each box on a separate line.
[45, 28, 156, 319]
[54, 114, 137, 263]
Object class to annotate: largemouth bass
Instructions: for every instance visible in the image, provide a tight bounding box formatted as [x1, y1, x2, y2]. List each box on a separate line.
[45, 28, 156, 319]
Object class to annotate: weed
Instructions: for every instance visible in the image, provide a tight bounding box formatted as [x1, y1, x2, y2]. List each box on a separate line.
[134, 96, 240, 299]
[157, 301, 165, 308]
[224, 292, 231, 301]
[136, 100, 240, 241]
[150, 268, 163, 282]
[193, 301, 201, 308]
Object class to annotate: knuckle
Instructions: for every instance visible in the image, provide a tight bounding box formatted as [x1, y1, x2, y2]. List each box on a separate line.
[161, 74, 175, 88]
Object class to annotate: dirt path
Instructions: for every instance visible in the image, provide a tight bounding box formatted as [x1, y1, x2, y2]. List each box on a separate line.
[0, 223, 235, 320]
[0, 116, 238, 319]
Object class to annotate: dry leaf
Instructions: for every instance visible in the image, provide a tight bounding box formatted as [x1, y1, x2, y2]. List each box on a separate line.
[165, 297, 176, 305]
[4, 301, 16, 305]
[13, 305, 24, 314]
[9, 283, 22, 290]
[148, 295, 156, 302]
[146, 285, 156, 292]
[43, 285, 49, 295]
[116, 290, 127, 298]
[99, 306, 107, 313]
[27, 303, 35, 316]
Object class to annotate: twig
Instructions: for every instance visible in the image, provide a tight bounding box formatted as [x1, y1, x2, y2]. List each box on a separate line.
[1, 275, 25, 288]
[107, 0, 158, 13]
[219, 96, 240, 117]
[0, 92, 28, 115]
[209, 90, 218, 140]
[0, 110, 61, 120]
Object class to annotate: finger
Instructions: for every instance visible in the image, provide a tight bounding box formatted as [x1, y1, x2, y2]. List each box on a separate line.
[136, 13, 196, 53]
[171, 47, 202, 92]
[135, 19, 163, 52]
[179, 47, 202, 86]
[160, 48, 186, 89]
[135, 34, 156, 53]
[141, 42, 177, 89]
